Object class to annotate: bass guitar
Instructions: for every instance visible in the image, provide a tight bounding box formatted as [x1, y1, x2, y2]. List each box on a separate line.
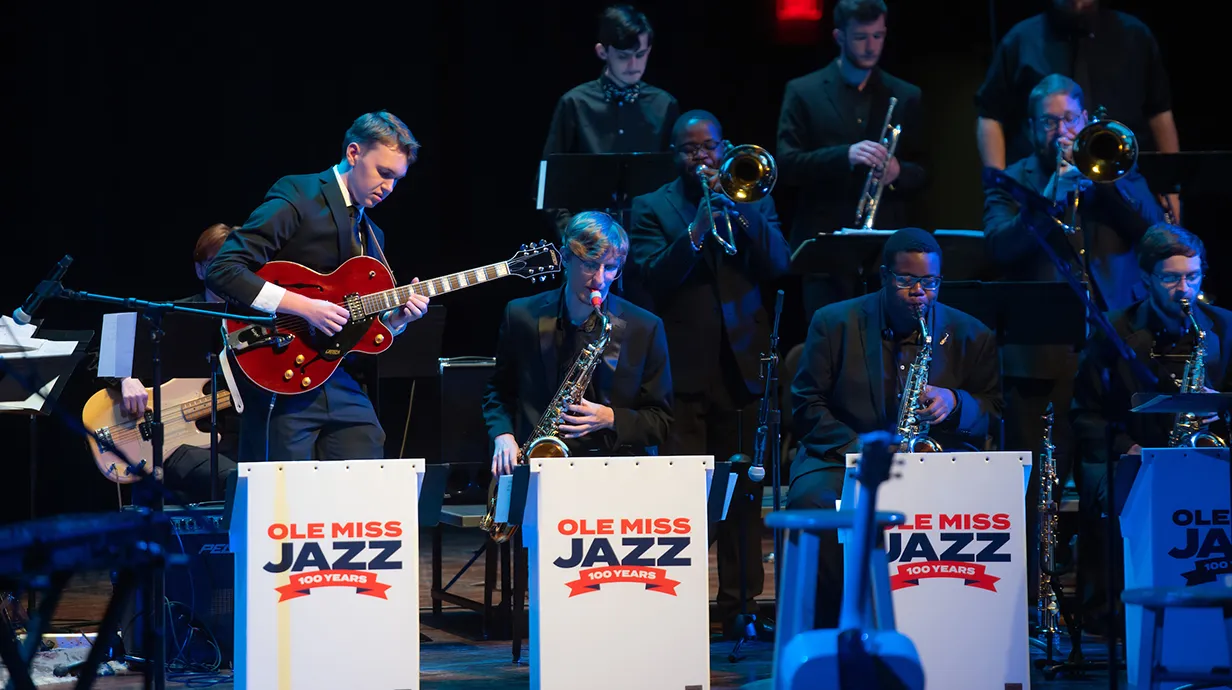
[224, 241, 561, 395]
[83, 378, 232, 484]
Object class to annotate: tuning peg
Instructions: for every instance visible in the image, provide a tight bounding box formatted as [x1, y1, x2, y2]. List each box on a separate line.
[520, 243, 528, 250]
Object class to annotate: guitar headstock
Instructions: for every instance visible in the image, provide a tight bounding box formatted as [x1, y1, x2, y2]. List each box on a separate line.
[508, 240, 563, 283]
[856, 430, 899, 493]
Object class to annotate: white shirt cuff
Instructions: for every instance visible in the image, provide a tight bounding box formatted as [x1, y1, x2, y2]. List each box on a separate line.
[252, 282, 287, 314]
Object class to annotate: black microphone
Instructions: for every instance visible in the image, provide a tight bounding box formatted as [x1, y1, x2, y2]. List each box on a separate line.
[13, 255, 72, 325]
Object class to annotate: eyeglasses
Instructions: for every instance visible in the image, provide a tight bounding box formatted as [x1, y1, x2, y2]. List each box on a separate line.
[1036, 113, 1083, 133]
[677, 140, 721, 156]
[887, 270, 942, 290]
[1155, 271, 1203, 287]
[573, 256, 623, 279]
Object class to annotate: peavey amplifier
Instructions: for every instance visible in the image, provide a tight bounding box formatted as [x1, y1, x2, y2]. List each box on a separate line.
[120, 504, 234, 668]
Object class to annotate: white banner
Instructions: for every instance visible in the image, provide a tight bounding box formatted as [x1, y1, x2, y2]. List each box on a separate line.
[844, 451, 1031, 690]
[524, 455, 712, 690]
[1121, 447, 1232, 688]
[231, 459, 423, 690]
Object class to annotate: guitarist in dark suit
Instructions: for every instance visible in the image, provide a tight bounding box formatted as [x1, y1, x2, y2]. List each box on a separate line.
[1070, 223, 1232, 632]
[206, 111, 431, 462]
[790, 228, 1002, 628]
[484, 211, 672, 473]
[628, 109, 790, 637]
[775, 0, 927, 321]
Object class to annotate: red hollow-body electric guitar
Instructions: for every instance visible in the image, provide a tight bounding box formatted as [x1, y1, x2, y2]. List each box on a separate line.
[224, 241, 561, 395]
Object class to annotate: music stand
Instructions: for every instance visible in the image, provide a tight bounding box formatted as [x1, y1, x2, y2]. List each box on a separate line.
[789, 232, 887, 295]
[537, 152, 677, 223]
[938, 281, 1086, 348]
[0, 326, 92, 616]
[376, 305, 447, 380]
[371, 305, 446, 459]
[1136, 152, 1232, 197]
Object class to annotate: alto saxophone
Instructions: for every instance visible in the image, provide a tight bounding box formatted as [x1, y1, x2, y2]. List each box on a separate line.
[1037, 402, 1062, 645]
[479, 292, 614, 543]
[896, 308, 943, 453]
[1169, 298, 1227, 448]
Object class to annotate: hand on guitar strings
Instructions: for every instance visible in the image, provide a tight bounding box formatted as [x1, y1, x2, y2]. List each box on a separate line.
[916, 385, 957, 424]
[386, 278, 431, 331]
[280, 291, 349, 335]
[120, 377, 149, 417]
[558, 399, 615, 438]
[492, 433, 521, 476]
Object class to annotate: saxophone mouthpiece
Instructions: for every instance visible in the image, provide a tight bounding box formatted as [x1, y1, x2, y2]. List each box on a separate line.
[590, 291, 603, 309]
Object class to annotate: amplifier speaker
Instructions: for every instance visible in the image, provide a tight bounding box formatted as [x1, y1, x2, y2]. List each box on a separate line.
[438, 357, 496, 503]
[120, 505, 233, 669]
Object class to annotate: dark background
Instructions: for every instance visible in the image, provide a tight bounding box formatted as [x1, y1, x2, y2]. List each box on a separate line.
[3, 0, 1226, 524]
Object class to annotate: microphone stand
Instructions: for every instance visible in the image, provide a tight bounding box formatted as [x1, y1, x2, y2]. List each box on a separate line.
[51, 283, 273, 690]
[758, 290, 786, 579]
[729, 289, 785, 663]
[208, 353, 221, 502]
[984, 167, 1153, 689]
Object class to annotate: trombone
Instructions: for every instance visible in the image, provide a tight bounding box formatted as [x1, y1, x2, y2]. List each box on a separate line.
[855, 96, 902, 230]
[695, 143, 778, 255]
[1053, 105, 1138, 235]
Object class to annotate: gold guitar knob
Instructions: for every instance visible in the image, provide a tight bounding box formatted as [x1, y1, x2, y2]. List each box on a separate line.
[295, 354, 305, 365]
[374, 334, 385, 345]
[301, 377, 311, 388]
[284, 370, 294, 380]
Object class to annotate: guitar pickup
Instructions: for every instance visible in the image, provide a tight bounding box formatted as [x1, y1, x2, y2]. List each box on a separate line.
[139, 411, 152, 441]
[227, 325, 295, 353]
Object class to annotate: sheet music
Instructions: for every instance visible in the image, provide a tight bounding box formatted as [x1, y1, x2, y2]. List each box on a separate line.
[0, 315, 40, 352]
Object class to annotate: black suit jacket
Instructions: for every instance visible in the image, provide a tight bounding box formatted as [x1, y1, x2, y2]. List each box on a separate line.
[206, 168, 388, 307]
[982, 154, 1166, 378]
[1071, 299, 1232, 465]
[776, 61, 927, 248]
[628, 177, 791, 396]
[790, 293, 1003, 483]
[482, 290, 673, 455]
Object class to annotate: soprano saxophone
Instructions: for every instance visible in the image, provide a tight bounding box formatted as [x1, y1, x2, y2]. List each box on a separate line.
[1037, 402, 1062, 644]
[479, 292, 613, 543]
[896, 308, 943, 453]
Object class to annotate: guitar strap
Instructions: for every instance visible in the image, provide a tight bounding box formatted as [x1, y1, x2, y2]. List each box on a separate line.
[218, 344, 246, 414]
[369, 228, 398, 284]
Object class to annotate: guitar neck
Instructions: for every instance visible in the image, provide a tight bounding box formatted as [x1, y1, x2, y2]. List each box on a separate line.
[180, 390, 234, 422]
[358, 261, 512, 317]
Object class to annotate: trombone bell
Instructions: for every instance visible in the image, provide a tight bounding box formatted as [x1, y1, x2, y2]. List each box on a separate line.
[696, 144, 778, 255]
[1071, 108, 1138, 183]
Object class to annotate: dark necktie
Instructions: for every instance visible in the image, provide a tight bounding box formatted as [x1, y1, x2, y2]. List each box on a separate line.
[350, 206, 365, 257]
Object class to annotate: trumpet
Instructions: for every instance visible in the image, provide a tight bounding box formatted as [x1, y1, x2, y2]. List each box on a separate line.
[855, 97, 902, 230]
[695, 143, 777, 255]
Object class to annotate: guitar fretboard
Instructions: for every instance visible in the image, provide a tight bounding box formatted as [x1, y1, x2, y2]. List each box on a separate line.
[359, 262, 510, 317]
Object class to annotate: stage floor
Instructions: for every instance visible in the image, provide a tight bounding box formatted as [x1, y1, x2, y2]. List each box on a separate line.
[32, 524, 1124, 689]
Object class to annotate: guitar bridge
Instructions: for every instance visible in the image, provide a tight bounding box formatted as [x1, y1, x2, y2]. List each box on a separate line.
[227, 325, 295, 353]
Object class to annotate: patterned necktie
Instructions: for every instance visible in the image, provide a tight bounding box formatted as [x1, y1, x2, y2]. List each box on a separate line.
[350, 205, 365, 257]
